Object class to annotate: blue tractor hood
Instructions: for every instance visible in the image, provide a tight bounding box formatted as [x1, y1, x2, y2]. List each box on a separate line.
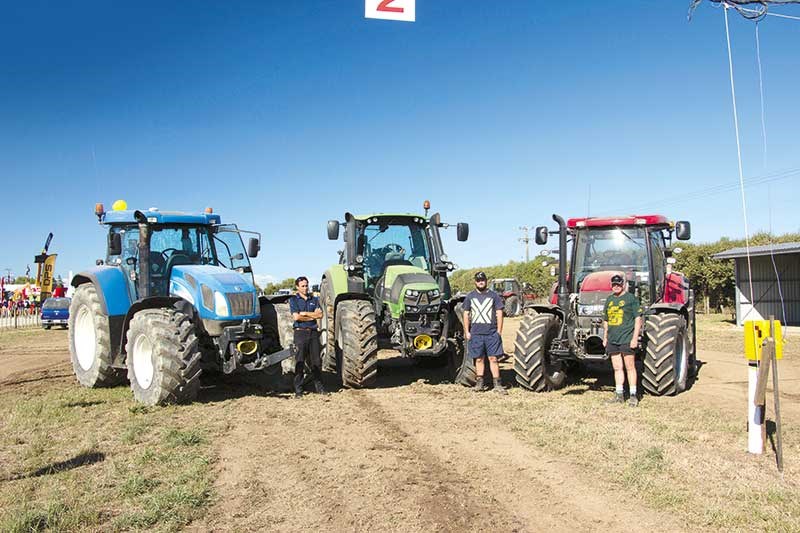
[169, 265, 259, 321]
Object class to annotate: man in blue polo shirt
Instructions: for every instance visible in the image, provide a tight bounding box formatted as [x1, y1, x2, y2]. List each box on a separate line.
[463, 271, 507, 394]
[289, 276, 326, 397]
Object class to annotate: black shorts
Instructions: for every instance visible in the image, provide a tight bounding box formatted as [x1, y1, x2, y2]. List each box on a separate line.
[606, 342, 635, 356]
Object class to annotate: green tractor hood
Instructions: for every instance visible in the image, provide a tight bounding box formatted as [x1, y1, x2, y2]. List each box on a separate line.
[378, 265, 440, 318]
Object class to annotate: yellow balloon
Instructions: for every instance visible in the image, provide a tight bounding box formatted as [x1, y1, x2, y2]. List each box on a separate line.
[112, 199, 128, 211]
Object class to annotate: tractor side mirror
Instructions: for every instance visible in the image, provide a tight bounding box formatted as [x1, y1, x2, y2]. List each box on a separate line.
[327, 220, 340, 240]
[247, 238, 260, 258]
[456, 222, 469, 242]
[675, 221, 691, 241]
[108, 233, 122, 256]
[535, 226, 548, 245]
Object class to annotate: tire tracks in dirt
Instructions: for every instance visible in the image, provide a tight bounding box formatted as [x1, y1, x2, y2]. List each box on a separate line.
[364, 385, 687, 532]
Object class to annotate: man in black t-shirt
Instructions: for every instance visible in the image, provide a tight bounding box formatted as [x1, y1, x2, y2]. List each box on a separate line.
[463, 271, 507, 394]
[603, 274, 643, 406]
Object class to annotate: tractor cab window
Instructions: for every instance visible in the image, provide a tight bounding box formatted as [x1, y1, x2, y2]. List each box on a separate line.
[360, 221, 431, 285]
[650, 230, 667, 302]
[212, 225, 252, 274]
[107, 226, 140, 266]
[149, 226, 207, 277]
[574, 228, 649, 293]
[492, 280, 515, 293]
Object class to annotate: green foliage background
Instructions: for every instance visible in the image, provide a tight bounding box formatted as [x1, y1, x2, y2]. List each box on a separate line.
[449, 255, 556, 298]
[262, 277, 296, 295]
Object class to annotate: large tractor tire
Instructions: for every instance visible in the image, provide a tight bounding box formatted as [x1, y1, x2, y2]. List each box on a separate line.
[125, 308, 202, 406]
[320, 278, 337, 372]
[448, 302, 476, 386]
[504, 295, 521, 317]
[513, 313, 567, 391]
[642, 313, 689, 396]
[260, 299, 295, 375]
[337, 300, 378, 388]
[68, 284, 126, 388]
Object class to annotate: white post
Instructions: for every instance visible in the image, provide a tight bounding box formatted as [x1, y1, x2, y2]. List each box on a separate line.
[748, 362, 764, 454]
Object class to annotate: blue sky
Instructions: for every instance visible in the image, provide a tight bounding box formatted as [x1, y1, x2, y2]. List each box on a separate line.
[2, 1, 799, 285]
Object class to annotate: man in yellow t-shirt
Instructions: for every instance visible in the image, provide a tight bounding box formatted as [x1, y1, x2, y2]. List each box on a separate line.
[603, 274, 643, 407]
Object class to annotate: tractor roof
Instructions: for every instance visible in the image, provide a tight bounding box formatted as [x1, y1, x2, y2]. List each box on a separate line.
[353, 213, 426, 222]
[567, 215, 670, 228]
[102, 209, 222, 225]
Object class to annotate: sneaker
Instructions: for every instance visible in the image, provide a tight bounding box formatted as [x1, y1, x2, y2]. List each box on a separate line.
[474, 377, 487, 392]
[314, 381, 329, 395]
[607, 392, 624, 404]
[294, 390, 304, 399]
[628, 395, 639, 407]
[493, 380, 508, 395]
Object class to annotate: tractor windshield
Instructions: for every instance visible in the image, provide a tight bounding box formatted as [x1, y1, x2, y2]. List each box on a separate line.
[574, 227, 649, 285]
[359, 220, 431, 283]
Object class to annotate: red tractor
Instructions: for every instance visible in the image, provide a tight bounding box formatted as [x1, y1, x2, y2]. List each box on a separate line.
[489, 278, 536, 317]
[514, 214, 695, 396]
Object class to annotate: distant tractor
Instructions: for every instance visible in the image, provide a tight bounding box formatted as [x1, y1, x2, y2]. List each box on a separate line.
[321, 204, 473, 387]
[514, 214, 695, 396]
[489, 278, 535, 317]
[68, 203, 293, 405]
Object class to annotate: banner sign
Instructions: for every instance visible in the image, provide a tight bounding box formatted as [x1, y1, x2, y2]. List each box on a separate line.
[40, 254, 58, 298]
[365, 0, 415, 22]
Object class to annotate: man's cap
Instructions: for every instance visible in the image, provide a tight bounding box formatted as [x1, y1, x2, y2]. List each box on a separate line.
[610, 274, 624, 286]
[474, 271, 488, 281]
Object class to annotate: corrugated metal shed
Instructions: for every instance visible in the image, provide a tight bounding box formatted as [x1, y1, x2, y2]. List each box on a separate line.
[713, 244, 800, 326]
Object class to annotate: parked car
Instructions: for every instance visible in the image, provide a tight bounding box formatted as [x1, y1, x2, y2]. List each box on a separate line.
[41, 297, 71, 329]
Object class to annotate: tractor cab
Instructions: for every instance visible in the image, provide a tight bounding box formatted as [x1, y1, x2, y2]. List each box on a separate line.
[356, 215, 433, 291]
[566, 216, 688, 307]
[102, 208, 260, 301]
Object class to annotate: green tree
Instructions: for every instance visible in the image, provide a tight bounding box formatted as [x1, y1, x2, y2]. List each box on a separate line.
[263, 277, 296, 295]
[450, 256, 557, 299]
[13, 276, 35, 284]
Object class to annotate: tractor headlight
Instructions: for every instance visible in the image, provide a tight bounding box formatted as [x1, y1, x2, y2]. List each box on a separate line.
[214, 291, 230, 317]
[406, 305, 419, 313]
[407, 289, 419, 297]
[440, 254, 448, 262]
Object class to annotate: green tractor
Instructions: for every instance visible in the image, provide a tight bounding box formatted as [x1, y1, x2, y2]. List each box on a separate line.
[320, 205, 472, 387]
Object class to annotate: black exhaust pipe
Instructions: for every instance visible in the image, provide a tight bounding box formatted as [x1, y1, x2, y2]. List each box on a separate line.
[552, 214, 568, 311]
[134, 210, 152, 299]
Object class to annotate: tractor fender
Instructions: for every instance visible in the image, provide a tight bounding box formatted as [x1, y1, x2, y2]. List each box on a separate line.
[70, 267, 132, 316]
[333, 292, 372, 310]
[119, 297, 190, 355]
[647, 302, 687, 318]
[524, 303, 565, 321]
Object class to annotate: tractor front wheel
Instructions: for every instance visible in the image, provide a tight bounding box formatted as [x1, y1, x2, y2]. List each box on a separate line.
[504, 296, 521, 317]
[448, 302, 476, 386]
[513, 313, 566, 391]
[320, 278, 337, 373]
[642, 313, 689, 396]
[125, 308, 202, 405]
[337, 300, 378, 388]
[68, 284, 125, 388]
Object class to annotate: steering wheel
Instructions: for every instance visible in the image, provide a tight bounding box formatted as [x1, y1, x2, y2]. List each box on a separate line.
[160, 248, 181, 260]
[385, 243, 405, 256]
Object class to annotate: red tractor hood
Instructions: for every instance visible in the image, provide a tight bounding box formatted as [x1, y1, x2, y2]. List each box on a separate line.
[580, 271, 625, 293]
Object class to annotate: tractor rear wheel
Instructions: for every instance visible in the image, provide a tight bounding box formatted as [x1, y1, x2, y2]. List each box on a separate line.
[320, 278, 337, 372]
[642, 313, 689, 396]
[68, 284, 126, 388]
[448, 302, 475, 386]
[125, 308, 202, 405]
[513, 313, 566, 391]
[505, 296, 521, 317]
[337, 300, 378, 388]
[260, 299, 295, 375]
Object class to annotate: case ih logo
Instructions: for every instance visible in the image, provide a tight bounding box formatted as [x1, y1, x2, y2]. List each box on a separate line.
[365, 0, 415, 22]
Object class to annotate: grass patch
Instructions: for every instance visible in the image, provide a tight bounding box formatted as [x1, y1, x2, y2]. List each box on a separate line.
[0, 380, 219, 532]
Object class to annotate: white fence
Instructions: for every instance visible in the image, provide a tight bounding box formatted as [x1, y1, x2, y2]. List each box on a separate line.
[0, 312, 42, 330]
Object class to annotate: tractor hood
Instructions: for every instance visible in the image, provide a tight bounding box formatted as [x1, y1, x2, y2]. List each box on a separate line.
[378, 265, 439, 305]
[169, 265, 259, 320]
[577, 270, 624, 311]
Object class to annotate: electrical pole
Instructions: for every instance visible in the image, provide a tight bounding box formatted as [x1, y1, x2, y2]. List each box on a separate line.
[519, 226, 530, 262]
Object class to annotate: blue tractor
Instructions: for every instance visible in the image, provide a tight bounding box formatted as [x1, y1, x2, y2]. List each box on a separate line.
[68, 202, 293, 405]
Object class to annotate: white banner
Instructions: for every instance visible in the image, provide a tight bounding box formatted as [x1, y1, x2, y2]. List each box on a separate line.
[365, 0, 415, 22]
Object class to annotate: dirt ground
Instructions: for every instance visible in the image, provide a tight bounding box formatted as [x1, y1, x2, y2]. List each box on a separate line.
[1, 316, 798, 532]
